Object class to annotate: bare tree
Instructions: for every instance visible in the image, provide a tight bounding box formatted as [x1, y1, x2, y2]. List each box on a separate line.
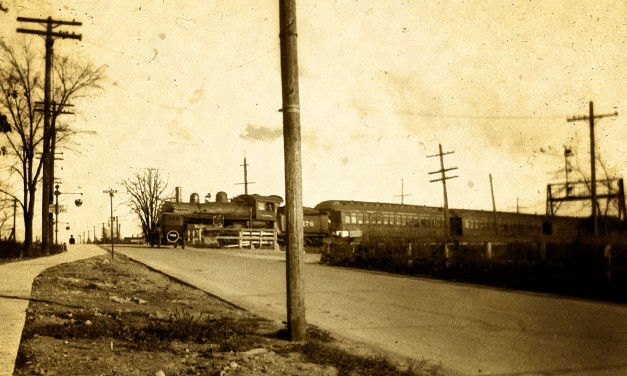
[0, 41, 44, 256]
[122, 168, 169, 240]
[0, 41, 105, 256]
[0, 194, 12, 239]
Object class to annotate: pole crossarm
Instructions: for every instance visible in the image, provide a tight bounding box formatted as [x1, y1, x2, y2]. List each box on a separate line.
[17, 16, 82, 25]
[15, 28, 81, 40]
[567, 112, 618, 122]
[430, 175, 459, 183]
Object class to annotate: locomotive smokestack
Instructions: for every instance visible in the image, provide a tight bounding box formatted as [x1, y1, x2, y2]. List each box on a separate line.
[175, 187, 182, 203]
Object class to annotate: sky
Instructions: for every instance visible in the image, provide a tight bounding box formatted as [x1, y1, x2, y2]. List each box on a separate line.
[0, 1, 625, 241]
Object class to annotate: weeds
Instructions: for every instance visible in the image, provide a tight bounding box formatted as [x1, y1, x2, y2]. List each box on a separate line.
[300, 339, 442, 376]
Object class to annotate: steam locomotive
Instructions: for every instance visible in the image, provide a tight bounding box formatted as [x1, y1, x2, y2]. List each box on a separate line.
[151, 191, 283, 248]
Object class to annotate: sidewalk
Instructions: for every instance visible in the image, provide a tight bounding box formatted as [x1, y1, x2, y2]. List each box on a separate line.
[0, 244, 106, 376]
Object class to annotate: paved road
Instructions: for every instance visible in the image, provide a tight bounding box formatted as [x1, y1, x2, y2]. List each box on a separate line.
[116, 245, 627, 376]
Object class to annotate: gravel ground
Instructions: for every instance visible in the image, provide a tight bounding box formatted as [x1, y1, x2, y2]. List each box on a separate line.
[13, 253, 441, 376]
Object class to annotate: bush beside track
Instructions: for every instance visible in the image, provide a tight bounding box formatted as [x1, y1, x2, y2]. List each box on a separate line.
[320, 229, 627, 302]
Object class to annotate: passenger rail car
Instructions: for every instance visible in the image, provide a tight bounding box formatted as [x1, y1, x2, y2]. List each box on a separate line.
[314, 199, 587, 243]
[153, 192, 283, 248]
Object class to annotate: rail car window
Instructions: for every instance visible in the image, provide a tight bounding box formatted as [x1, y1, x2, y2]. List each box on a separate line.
[357, 212, 364, 224]
[344, 213, 350, 224]
[351, 212, 357, 224]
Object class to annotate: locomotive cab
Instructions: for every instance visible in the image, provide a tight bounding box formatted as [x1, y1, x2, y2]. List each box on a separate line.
[232, 194, 283, 228]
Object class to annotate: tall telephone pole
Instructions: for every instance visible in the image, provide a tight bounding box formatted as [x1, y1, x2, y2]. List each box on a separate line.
[567, 101, 618, 236]
[428, 144, 458, 239]
[17, 16, 81, 254]
[279, 0, 306, 341]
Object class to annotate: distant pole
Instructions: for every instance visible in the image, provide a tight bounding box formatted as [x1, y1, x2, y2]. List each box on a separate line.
[10, 198, 16, 241]
[279, 0, 306, 342]
[428, 144, 458, 239]
[236, 156, 255, 195]
[395, 179, 412, 204]
[54, 185, 60, 245]
[567, 101, 618, 236]
[103, 189, 117, 259]
[489, 174, 498, 235]
[243, 157, 249, 195]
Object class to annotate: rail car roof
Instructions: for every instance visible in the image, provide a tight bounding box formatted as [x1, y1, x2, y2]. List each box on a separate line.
[314, 199, 588, 221]
[235, 194, 283, 204]
[314, 200, 443, 214]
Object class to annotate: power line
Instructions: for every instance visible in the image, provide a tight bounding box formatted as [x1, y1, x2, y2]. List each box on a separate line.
[352, 106, 567, 120]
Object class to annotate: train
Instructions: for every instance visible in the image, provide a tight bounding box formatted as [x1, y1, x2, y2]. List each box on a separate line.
[150, 191, 623, 249]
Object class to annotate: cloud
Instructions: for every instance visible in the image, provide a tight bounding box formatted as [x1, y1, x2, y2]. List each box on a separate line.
[240, 123, 282, 142]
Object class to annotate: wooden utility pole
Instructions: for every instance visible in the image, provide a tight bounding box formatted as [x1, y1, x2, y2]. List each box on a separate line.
[395, 179, 412, 204]
[17, 16, 81, 254]
[10, 198, 16, 241]
[489, 174, 498, 235]
[428, 144, 458, 239]
[279, 0, 306, 342]
[103, 188, 117, 259]
[236, 156, 255, 195]
[567, 101, 618, 236]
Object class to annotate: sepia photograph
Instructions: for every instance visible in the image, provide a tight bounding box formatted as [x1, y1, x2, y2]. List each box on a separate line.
[0, 1, 625, 375]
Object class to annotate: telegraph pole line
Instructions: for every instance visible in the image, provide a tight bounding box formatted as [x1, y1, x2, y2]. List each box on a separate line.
[279, 0, 306, 342]
[17, 16, 81, 254]
[395, 179, 412, 204]
[235, 156, 256, 195]
[567, 101, 618, 236]
[428, 144, 458, 239]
